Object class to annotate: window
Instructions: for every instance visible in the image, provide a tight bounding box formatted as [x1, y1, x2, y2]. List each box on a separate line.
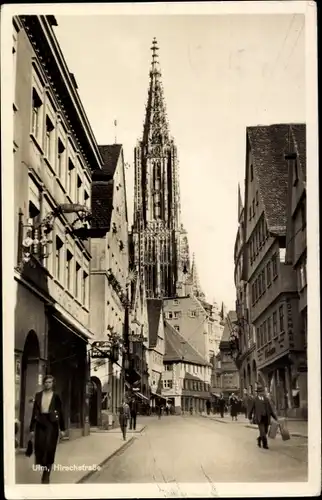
[67, 159, 75, 198]
[190, 310, 196, 318]
[174, 325, 180, 332]
[45, 115, 54, 163]
[255, 190, 259, 205]
[84, 190, 90, 208]
[250, 164, 253, 181]
[252, 199, 255, 217]
[55, 236, 63, 281]
[165, 364, 173, 371]
[267, 316, 272, 342]
[82, 271, 89, 306]
[300, 200, 306, 230]
[66, 250, 73, 291]
[279, 305, 284, 333]
[259, 324, 263, 347]
[258, 275, 262, 297]
[299, 260, 307, 289]
[168, 311, 173, 320]
[256, 327, 260, 346]
[57, 139, 65, 179]
[250, 239, 253, 264]
[76, 175, 83, 204]
[173, 299, 179, 305]
[266, 261, 272, 286]
[75, 262, 81, 299]
[261, 269, 266, 291]
[163, 380, 173, 389]
[31, 89, 42, 139]
[272, 253, 278, 278]
[263, 320, 267, 345]
[173, 311, 181, 319]
[273, 312, 277, 337]
[249, 207, 251, 221]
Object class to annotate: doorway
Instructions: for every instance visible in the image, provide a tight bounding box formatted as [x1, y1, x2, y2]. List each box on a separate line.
[19, 330, 40, 447]
[89, 377, 102, 427]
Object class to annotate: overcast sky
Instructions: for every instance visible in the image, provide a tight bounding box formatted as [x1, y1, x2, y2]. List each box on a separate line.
[54, 12, 305, 310]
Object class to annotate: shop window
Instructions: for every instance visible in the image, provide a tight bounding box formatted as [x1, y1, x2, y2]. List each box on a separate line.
[279, 305, 284, 333]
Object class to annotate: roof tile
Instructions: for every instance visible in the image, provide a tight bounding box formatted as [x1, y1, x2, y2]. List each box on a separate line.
[147, 299, 163, 348]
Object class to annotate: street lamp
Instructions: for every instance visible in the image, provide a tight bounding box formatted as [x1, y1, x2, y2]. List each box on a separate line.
[19, 203, 91, 268]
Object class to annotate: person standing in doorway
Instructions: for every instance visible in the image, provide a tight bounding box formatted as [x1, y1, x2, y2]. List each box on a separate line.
[129, 397, 138, 431]
[29, 375, 65, 484]
[248, 384, 278, 449]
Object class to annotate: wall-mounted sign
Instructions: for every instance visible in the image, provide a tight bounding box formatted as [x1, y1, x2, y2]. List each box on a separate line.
[91, 341, 111, 359]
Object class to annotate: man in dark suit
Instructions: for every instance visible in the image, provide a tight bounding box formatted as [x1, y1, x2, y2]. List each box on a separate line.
[248, 384, 278, 449]
[129, 397, 138, 430]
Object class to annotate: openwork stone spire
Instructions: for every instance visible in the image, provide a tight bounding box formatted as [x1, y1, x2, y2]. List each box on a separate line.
[190, 253, 205, 299]
[142, 38, 170, 147]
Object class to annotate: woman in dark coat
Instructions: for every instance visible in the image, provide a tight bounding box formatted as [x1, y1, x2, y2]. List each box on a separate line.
[230, 393, 239, 421]
[29, 375, 65, 484]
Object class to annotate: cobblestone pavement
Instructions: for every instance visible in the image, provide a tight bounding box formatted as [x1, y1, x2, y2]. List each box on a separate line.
[87, 415, 308, 483]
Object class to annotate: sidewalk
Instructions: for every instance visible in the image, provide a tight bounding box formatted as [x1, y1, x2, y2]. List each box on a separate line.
[15, 428, 138, 484]
[201, 413, 308, 438]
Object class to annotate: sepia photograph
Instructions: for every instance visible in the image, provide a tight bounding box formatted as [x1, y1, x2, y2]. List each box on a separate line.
[1, 1, 320, 498]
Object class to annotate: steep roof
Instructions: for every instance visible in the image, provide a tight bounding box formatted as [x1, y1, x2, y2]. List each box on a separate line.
[247, 124, 294, 236]
[147, 299, 163, 348]
[94, 144, 122, 181]
[91, 180, 114, 231]
[290, 124, 306, 180]
[220, 310, 237, 344]
[164, 322, 209, 366]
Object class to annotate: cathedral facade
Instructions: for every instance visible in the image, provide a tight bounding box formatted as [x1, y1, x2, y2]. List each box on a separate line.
[132, 38, 190, 299]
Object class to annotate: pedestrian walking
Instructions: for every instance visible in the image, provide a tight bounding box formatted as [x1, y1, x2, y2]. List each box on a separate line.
[230, 393, 239, 421]
[218, 394, 225, 418]
[242, 389, 249, 418]
[129, 397, 138, 431]
[119, 399, 130, 441]
[248, 384, 279, 450]
[206, 399, 211, 416]
[28, 375, 65, 484]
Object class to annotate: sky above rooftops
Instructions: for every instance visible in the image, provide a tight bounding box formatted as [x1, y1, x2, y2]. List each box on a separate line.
[54, 11, 305, 309]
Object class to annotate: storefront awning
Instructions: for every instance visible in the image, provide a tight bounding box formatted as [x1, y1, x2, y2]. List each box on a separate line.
[135, 392, 149, 402]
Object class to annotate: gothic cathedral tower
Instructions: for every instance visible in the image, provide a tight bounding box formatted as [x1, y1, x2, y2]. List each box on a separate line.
[132, 38, 190, 299]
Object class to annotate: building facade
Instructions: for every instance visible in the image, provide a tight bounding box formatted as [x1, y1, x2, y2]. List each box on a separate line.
[234, 184, 257, 395]
[212, 312, 240, 399]
[89, 144, 129, 428]
[132, 38, 189, 299]
[163, 296, 210, 362]
[284, 125, 307, 416]
[14, 15, 102, 445]
[162, 323, 212, 413]
[146, 299, 166, 410]
[243, 124, 307, 417]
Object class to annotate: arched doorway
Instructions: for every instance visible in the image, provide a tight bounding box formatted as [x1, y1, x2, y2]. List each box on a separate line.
[89, 377, 102, 427]
[20, 330, 40, 447]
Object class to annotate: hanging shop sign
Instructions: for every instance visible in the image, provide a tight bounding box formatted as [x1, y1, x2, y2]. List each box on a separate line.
[91, 341, 111, 359]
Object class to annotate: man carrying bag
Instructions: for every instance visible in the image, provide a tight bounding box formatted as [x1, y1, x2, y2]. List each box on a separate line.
[248, 384, 279, 449]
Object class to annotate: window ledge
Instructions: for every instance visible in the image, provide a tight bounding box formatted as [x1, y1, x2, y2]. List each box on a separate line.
[43, 156, 56, 176]
[30, 133, 44, 156]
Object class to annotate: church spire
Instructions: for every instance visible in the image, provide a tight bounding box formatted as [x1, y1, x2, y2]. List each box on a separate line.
[190, 253, 205, 299]
[142, 38, 170, 147]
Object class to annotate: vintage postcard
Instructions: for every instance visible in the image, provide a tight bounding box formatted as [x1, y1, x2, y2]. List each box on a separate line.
[1, 1, 320, 498]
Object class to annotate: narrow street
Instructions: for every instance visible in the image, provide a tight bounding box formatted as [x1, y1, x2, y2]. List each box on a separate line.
[87, 415, 308, 483]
